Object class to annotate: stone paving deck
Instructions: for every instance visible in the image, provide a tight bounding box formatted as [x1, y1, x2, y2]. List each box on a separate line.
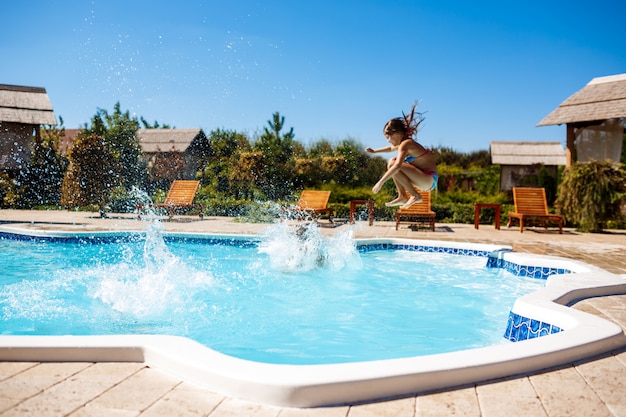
[1, 209, 626, 416]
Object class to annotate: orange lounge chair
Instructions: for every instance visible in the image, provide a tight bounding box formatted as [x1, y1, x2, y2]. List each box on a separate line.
[138, 180, 204, 219]
[508, 187, 563, 233]
[283, 190, 334, 223]
[395, 190, 436, 231]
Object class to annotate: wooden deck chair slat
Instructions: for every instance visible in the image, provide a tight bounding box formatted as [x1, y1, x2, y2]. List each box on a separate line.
[153, 180, 204, 219]
[283, 190, 334, 222]
[297, 190, 331, 210]
[163, 181, 200, 205]
[508, 187, 562, 233]
[395, 190, 436, 231]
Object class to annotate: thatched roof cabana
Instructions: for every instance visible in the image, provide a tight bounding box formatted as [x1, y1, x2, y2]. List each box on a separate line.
[136, 128, 207, 153]
[490, 141, 565, 191]
[491, 141, 566, 166]
[0, 84, 57, 172]
[0, 84, 56, 125]
[136, 128, 210, 182]
[537, 74, 626, 166]
[538, 74, 626, 126]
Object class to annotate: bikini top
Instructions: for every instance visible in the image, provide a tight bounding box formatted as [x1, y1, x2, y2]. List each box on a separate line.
[404, 148, 432, 164]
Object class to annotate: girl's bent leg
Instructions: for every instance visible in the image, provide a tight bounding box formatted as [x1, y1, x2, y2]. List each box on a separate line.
[385, 196, 408, 207]
[385, 177, 407, 206]
[400, 194, 423, 209]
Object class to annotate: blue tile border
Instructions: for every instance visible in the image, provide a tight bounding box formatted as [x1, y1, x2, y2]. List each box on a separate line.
[0, 231, 257, 248]
[487, 250, 571, 279]
[486, 254, 570, 280]
[0, 231, 137, 244]
[359, 245, 571, 280]
[356, 243, 493, 257]
[504, 311, 562, 342]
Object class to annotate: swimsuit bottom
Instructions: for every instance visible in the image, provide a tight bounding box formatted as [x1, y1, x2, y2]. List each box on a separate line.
[403, 156, 438, 191]
[423, 169, 438, 191]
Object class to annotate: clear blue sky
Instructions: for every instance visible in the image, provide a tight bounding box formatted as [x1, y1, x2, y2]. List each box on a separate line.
[2, 0, 624, 153]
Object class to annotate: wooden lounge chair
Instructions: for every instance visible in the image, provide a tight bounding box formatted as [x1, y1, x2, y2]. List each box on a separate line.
[138, 180, 204, 219]
[395, 190, 436, 231]
[508, 187, 563, 233]
[283, 190, 334, 223]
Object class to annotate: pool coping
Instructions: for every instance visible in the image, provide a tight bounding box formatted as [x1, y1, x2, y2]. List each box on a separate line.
[1, 228, 626, 407]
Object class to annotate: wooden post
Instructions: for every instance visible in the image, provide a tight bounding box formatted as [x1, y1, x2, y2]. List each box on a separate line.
[565, 124, 575, 167]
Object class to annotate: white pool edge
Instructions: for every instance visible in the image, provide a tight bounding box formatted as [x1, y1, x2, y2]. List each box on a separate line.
[1, 232, 625, 407]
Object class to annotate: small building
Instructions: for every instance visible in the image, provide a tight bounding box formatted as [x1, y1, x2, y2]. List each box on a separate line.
[58, 129, 84, 156]
[0, 84, 56, 175]
[537, 73, 626, 166]
[136, 128, 210, 183]
[490, 141, 566, 191]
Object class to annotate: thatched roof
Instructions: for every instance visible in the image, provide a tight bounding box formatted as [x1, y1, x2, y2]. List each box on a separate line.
[537, 73, 626, 126]
[0, 84, 57, 125]
[136, 128, 205, 153]
[490, 141, 566, 166]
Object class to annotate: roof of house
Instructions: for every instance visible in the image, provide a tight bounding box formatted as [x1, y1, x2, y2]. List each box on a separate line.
[490, 141, 566, 166]
[537, 73, 626, 126]
[136, 128, 204, 153]
[0, 83, 57, 125]
[59, 128, 83, 156]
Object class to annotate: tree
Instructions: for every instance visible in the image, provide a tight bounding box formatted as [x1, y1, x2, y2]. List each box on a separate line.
[58, 102, 149, 214]
[0, 172, 18, 208]
[433, 147, 491, 169]
[474, 165, 501, 195]
[140, 117, 171, 129]
[292, 156, 322, 189]
[60, 132, 118, 215]
[556, 160, 626, 232]
[231, 152, 265, 200]
[202, 128, 251, 194]
[334, 138, 378, 187]
[308, 139, 334, 158]
[252, 112, 296, 199]
[85, 102, 146, 190]
[19, 120, 68, 207]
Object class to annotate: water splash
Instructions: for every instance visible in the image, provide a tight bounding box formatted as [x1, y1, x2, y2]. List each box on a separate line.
[131, 186, 159, 220]
[92, 215, 214, 319]
[258, 222, 362, 273]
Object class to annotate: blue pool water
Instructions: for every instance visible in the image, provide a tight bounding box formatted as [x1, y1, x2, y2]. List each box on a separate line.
[0, 223, 543, 364]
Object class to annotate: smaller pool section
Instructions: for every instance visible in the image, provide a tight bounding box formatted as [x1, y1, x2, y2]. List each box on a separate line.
[0, 223, 546, 365]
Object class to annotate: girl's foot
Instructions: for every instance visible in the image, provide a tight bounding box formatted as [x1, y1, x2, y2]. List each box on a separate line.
[400, 194, 422, 209]
[385, 197, 407, 207]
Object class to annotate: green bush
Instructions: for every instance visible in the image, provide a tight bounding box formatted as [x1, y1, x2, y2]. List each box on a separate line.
[556, 161, 626, 232]
[202, 197, 252, 218]
[0, 172, 18, 208]
[108, 186, 140, 213]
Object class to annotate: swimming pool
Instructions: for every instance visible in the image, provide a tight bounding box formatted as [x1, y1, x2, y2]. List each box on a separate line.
[1, 223, 625, 407]
[0, 223, 546, 365]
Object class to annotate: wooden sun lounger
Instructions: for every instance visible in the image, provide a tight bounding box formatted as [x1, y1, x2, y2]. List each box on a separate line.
[138, 180, 204, 219]
[508, 187, 563, 233]
[395, 190, 436, 231]
[283, 190, 334, 223]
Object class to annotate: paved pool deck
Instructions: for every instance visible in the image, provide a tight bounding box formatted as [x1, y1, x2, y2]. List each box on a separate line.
[1, 209, 625, 416]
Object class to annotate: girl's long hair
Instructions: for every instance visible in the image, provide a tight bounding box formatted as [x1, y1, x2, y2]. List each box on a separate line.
[402, 102, 425, 139]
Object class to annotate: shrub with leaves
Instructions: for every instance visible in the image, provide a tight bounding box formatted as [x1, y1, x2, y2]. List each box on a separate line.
[20, 124, 68, 207]
[60, 132, 119, 213]
[0, 172, 18, 208]
[556, 160, 626, 232]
